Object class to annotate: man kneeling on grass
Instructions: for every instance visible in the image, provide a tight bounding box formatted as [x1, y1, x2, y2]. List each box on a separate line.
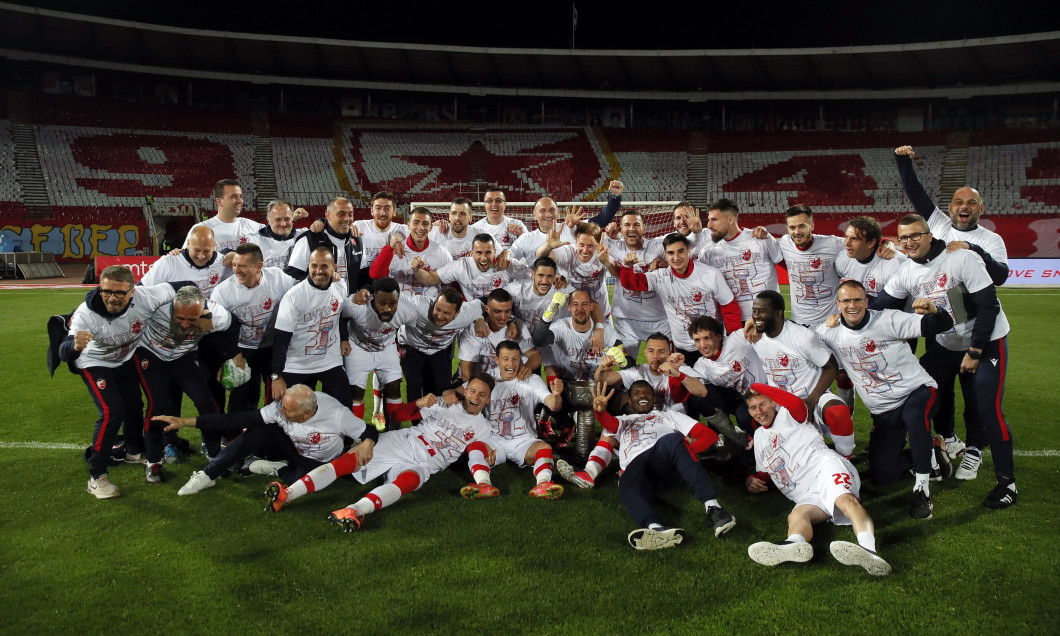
[152, 384, 376, 495]
[590, 381, 736, 550]
[744, 383, 891, 576]
[264, 373, 496, 532]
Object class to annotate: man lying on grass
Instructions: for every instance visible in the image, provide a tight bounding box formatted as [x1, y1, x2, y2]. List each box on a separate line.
[590, 380, 736, 550]
[744, 383, 891, 576]
[264, 373, 496, 532]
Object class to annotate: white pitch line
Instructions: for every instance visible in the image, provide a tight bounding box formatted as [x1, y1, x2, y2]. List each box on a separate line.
[0, 441, 84, 450]
[0, 441, 1057, 456]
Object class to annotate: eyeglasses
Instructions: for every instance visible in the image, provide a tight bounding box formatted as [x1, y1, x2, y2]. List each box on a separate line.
[99, 288, 130, 298]
[896, 231, 929, 244]
[484, 198, 506, 205]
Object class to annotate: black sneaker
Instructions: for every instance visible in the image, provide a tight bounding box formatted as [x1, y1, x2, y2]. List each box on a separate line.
[983, 479, 1018, 509]
[931, 434, 953, 481]
[909, 487, 933, 520]
[706, 506, 736, 537]
[239, 455, 264, 476]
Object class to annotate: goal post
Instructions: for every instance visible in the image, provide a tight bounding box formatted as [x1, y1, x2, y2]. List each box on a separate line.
[409, 201, 682, 238]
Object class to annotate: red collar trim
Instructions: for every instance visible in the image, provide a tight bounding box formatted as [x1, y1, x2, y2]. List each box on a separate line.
[672, 260, 694, 279]
[407, 236, 429, 252]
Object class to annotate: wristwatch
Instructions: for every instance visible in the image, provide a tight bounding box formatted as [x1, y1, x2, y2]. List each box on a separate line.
[270, 373, 282, 381]
[967, 350, 981, 361]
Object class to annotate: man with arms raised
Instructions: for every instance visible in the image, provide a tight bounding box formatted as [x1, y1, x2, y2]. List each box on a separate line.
[698, 198, 783, 320]
[744, 383, 891, 576]
[537, 222, 612, 318]
[452, 341, 567, 500]
[265, 374, 496, 533]
[602, 211, 670, 356]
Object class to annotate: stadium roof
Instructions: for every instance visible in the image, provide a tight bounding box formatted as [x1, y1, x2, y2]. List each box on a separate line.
[2, 2, 1059, 101]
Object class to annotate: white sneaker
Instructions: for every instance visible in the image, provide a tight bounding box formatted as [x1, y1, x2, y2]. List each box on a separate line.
[955, 447, 982, 480]
[248, 459, 288, 477]
[748, 541, 813, 566]
[178, 470, 216, 495]
[944, 436, 966, 460]
[830, 541, 892, 576]
[627, 527, 686, 550]
[87, 473, 120, 499]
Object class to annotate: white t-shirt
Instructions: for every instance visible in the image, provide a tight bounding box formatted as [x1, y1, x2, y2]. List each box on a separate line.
[254, 230, 306, 269]
[505, 279, 568, 336]
[408, 402, 494, 472]
[754, 406, 837, 499]
[605, 236, 667, 322]
[834, 251, 906, 298]
[399, 296, 484, 356]
[510, 226, 575, 263]
[273, 279, 348, 374]
[259, 391, 367, 462]
[140, 300, 232, 362]
[458, 322, 534, 375]
[550, 244, 610, 317]
[545, 318, 620, 382]
[484, 375, 552, 440]
[140, 251, 231, 299]
[210, 267, 298, 349]
[436, 258, 530, 301]
[686, 330, 765, 394]
[354, 220, 409, 268]
[698, 228, 783, 319]
[68, 284, 177, 369]
[636, 261, 734, 351]
[814, 310, 938, 414]
[342, 295, 419, 353]
[384, 239, 452, 299]
[882, 248, 1010, 351]
[184, 216, 265, 253]
[609, 410, 699, 470]
[750, 321, 832, 400]
[778, 234, 845, 327]
[429, 228, 476, 260]
[469, 216, 527, 252]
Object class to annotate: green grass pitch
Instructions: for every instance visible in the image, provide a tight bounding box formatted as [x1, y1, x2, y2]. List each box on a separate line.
[1, 286, 1057, 634]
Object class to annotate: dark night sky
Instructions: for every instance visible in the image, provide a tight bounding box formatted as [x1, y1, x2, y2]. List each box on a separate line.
[13, 0, 1060, 50]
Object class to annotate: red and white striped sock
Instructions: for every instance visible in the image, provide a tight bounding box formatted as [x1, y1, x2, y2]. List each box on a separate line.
[585, 440, 614, 479]
[468, 441, 491, 484]
[533, 447, 555, 484]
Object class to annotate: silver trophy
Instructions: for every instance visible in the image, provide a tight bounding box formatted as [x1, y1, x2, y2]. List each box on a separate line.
[564, 381, 597, 458]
